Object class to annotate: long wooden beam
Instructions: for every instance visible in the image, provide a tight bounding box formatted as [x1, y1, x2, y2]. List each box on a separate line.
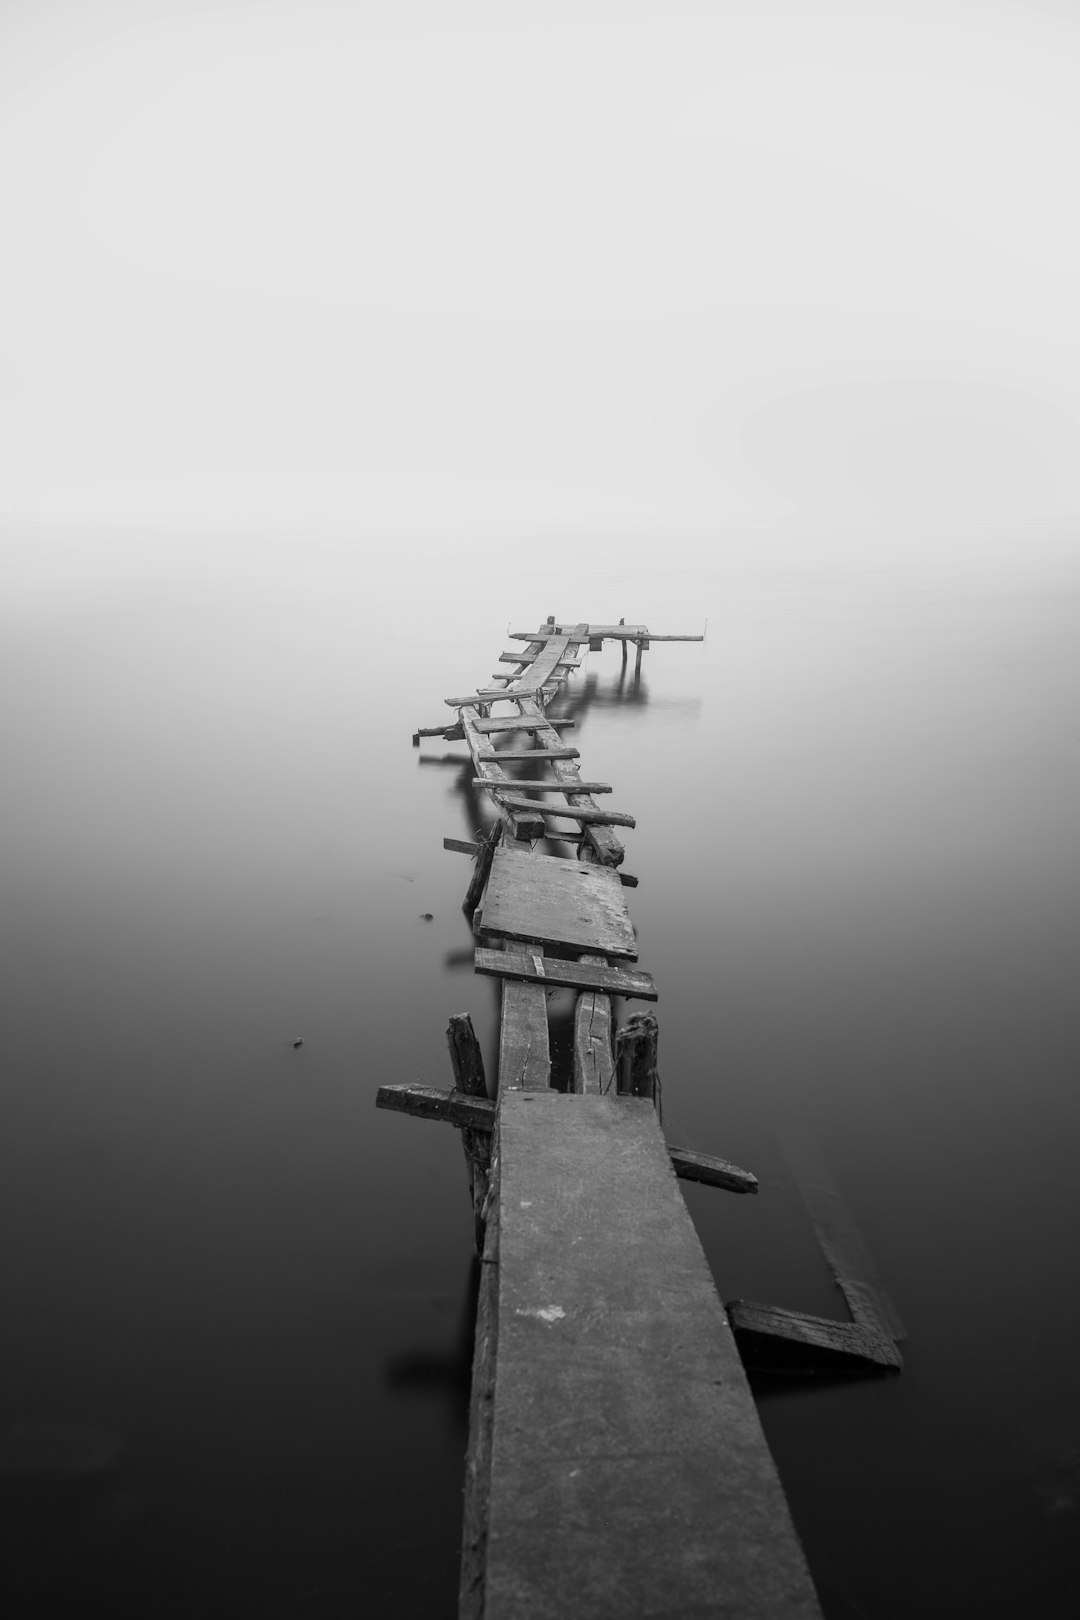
[480, 792, 636, 828]
[474, 946, 657, 1000]
[374, 1086, 761, 1197]
[471, 778, 612, 794]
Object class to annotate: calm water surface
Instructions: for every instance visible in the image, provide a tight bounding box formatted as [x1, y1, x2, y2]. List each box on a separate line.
[3, 528, 1079, 1617]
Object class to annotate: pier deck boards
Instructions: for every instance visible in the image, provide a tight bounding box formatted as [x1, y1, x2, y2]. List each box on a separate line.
[480, 843, 638, 958]
[476, 1090, 822, 1620]
[392, 617, 908, 1616]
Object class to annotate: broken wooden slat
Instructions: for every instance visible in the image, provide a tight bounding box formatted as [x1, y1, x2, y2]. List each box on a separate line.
[445, 687, 561, 708]
[375, 1083, 496, 1131]
[726, 1300, 903, 1374]
[474, 946, 657, 1000]
[481, 747, 580, 762]
[481, 843, 638, 958]
[445, 837, 480, 855]
[483, 793, 636, 828]
[668, 1145, 758, 1195]
[572, 952, 615, 1096]
[471, 779, 612, 795]
[473, 717, 575, 733]
[413, 723, 465, 744]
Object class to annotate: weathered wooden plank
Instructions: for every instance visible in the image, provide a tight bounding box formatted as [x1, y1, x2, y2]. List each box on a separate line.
[517, 697, 625, 866]
[779, 1127, 907, 1342]
[482, 792, 634, 828]
[444, 837, 480, 855]
[498, 978, 551, 1092]
[375, 1083, 496, 1131]
[474, 946, 657, 1000]
[413, 722, 465, 743]
[478, 1092, 825, 1619]
[446, 687, 560, 708]
[482, 843, 638, 958]
[471, 778, 612, 795]
[572, 954, 615, 1096]
[480, 747, 580, 761]
[726, 1300, 903, 1374]
[512, 625, 585, 694]
[460, 707, 545, 841]
[498, 651, 582, 668]
[473, 717, 575, 733]
[668, 1144, 758, 1195]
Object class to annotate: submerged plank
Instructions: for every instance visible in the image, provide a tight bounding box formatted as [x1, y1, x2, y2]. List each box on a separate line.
[726, 1301, 903, 1374]
[474, 946, 657, 999]
[778, 1126, 906, 1342]
[478, 1092, 824, 1620]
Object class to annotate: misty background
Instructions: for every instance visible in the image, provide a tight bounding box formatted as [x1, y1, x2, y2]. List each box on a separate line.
[3, 2, 1080, 1617]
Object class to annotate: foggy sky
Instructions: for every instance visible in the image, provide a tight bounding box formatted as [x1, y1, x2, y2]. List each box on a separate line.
[2, 0, 1080, 541]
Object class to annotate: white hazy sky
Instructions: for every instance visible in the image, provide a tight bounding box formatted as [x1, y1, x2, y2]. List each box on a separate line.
[2, 0, 1080, 539]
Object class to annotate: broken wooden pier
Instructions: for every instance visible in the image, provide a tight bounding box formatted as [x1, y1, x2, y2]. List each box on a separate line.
[380, 617, 903, 1618]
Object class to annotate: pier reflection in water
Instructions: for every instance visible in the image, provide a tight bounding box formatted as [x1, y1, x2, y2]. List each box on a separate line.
[2, 528, 1079, 1616]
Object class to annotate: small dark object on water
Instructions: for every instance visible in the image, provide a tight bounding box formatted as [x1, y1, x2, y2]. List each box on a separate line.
[292, 1038, 303, 1048]
[420, 912, 434, 921]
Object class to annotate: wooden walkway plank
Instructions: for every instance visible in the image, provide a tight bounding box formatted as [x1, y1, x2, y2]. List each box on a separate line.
[459, 707, 545, 842]
[474, 1092, 824, 1620]
[498, 979, 551, 1093]
[375, 1083, 496, 1132]
[481, 843, 638, 958]
[473, 716, 575, 733]
[483, 792, 636, 828]
[571, 954, 615, 1096]
[471, 778, 612, 795]
[474, 946, 657, 1000]
[479, 747, 580, 762]
[516, 696, 626, 867]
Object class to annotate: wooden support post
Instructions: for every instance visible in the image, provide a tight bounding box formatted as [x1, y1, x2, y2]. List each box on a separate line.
[616, 1010, 659, 1105]
[463, 821, 502, 921]
[620, 617, 628, 667]
[447, 1013, 492, 1253]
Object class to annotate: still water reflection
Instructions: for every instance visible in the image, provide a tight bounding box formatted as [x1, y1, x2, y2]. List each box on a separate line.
[2, 527, 1078, 1616]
